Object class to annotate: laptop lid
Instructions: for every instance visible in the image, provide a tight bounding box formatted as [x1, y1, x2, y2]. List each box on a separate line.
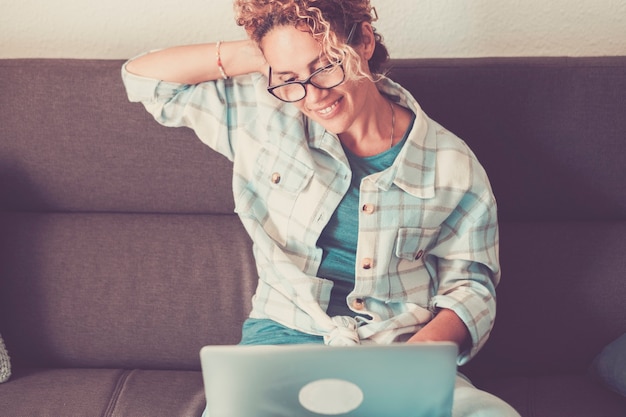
[200, 342, 458, 417]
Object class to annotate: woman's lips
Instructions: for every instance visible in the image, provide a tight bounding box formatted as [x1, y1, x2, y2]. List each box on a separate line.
[309, 97, 343, 118]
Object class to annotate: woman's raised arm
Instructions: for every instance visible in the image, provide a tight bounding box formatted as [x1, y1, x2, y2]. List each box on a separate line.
[125, 40, 267, 84]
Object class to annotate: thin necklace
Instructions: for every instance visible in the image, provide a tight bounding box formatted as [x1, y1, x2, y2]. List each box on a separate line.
[389, 101, 396, 149]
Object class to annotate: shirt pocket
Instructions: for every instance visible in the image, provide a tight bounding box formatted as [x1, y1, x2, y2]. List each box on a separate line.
[386, 227, 441, 303]
[395, 227, 440, 261]
[253, 146, 314, 194]
[235, 145, 313, 246]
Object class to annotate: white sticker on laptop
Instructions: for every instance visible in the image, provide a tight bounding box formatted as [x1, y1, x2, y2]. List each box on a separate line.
[298, 378, 364, 415]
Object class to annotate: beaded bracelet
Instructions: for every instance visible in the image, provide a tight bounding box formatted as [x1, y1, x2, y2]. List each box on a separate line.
[215, 41, 228, 80]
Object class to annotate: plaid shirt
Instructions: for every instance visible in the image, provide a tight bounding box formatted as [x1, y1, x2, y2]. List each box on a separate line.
[122, 62, 500, 364]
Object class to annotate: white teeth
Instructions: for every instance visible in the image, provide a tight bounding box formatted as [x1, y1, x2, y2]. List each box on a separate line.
[318, 100, 338, 115]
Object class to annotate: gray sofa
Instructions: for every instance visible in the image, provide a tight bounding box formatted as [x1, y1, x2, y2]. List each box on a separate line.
[0, 57, 625, 416]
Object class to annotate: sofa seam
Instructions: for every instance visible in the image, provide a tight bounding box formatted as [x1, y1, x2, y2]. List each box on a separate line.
[101, 369, 134, 417]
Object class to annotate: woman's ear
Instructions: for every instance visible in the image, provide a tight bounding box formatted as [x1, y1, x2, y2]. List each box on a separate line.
[357, 22, 377, 61]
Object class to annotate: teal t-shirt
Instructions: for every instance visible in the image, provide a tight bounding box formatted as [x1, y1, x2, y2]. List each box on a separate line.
[317, 113, 416, 317]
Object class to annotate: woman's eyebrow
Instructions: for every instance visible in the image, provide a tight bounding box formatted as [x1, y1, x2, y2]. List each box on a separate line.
[272, 55, 324, 76]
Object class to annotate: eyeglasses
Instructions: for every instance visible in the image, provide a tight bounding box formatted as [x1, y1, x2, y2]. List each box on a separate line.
[267, 64, 346, 103]
[267, 23, 359, 103]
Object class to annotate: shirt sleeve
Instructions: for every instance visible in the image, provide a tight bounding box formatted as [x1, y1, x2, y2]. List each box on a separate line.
[429, 187, 501, 365]
[120, 56, 262, 161]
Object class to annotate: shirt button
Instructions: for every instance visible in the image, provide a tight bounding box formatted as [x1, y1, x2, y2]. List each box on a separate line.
[271, 172, 281, 184]
[361, 204, 375, 214]
[352, 298, 365, 310]
[361, 258, 373, 270]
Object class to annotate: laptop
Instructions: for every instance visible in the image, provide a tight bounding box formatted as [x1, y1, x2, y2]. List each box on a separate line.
[200, 342, 458, 417]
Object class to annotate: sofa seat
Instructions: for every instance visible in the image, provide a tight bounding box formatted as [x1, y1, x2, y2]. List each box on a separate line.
[0, 368, 205, 417]
[3, 368, 624, 417]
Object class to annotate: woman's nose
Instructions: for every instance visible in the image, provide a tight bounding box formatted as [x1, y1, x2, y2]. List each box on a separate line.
[304, 83, 324, 104]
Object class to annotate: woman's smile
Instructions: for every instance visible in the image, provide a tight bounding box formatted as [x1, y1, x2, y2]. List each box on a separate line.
[317, 99, 340, 115]
[308, 97, 343, 118]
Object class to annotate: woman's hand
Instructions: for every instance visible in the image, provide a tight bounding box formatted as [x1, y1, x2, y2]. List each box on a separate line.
[407, 308, 471, 351]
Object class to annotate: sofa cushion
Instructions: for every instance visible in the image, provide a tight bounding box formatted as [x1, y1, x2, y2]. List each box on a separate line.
[105, 369, 205, 417]
[0, 368, 127, 417]
[0, 59, 234, 215]
[0, 333, 10, 383]
[0, 368, 205, 417]
[590, 333, 626, 397]
[0, 212, 256, 370]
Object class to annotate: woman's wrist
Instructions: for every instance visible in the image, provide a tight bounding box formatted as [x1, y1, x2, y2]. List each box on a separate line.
[407, 308, 471, 350]
[218, 39, 267, 78]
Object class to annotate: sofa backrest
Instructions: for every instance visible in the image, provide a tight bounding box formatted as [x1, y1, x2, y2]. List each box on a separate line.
[0, 59, 256, 371]
[1, 58, 625, 376]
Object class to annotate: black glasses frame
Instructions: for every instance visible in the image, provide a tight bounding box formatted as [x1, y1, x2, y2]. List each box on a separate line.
[266, 22, 360, 103]
[267, 63, 345, 103]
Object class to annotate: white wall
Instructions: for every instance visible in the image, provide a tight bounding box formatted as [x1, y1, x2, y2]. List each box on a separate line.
[1, 0, 625, 59]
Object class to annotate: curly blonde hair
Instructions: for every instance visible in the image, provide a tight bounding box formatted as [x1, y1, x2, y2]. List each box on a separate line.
[233, 0, 389, 80]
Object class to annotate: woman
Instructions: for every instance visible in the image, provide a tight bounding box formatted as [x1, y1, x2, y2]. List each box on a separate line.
[123, 0, 519, 415]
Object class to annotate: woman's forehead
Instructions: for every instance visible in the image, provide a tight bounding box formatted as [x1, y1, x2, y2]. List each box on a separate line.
[260, 25, 325, 73]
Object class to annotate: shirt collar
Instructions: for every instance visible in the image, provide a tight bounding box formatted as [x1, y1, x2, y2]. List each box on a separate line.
[307, 76, 437, 199]
[372, 77, 436, 199]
